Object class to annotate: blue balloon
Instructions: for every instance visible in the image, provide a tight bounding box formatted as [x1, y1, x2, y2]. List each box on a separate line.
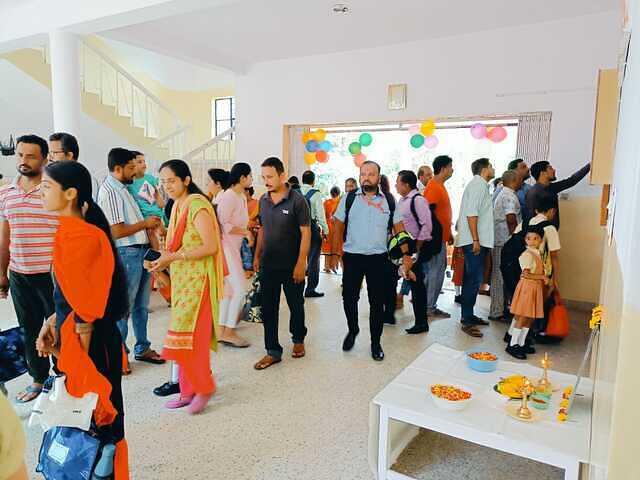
[306, 140, 319, 152]
[319, 140, 332, 152]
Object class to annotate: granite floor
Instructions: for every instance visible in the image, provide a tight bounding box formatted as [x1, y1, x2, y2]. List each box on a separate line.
[2, 271, 591, 479]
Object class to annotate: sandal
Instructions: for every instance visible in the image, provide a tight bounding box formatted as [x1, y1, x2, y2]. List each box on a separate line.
[15, 384, 43, 403]
[219, 339, 251, 349]
[254, 355, 282, 370]
[135, 349, 166, 364]
[461, 325, 484, 338]
[292, 343, 305, 358]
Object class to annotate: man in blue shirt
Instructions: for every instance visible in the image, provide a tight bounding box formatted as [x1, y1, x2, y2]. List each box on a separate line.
[332, 161, 411, 361]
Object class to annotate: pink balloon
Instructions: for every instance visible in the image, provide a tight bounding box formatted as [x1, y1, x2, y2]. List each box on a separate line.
[354, 153, 367, 167]
[424, 135, 439, 149]
[487, 126, 507, 143]
[470, 123, 487, 139]
[408, 124, 420, 135]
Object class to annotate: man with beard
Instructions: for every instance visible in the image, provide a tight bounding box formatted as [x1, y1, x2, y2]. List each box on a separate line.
[332, 161, 410, 361]
[525, 161, 590, 229]
[0, 135, 58, 402]
[98, 148, 164, 370]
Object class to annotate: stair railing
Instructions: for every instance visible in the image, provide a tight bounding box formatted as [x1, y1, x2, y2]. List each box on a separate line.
[183, 126, 235, 186]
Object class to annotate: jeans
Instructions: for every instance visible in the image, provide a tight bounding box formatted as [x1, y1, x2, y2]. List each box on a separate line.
[342, 253, 387, 346]
[489, 246, 507, 318]
[260, 268, 307, 359]
[117, 246, 152, 356]
[305, 228, 322, 294]
[425, 242, 447, 311]
[460, 244, 489, 322]
[9, 271, 55, 384]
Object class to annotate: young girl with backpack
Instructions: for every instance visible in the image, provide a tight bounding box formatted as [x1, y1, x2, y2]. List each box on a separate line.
[505, 225, 551, 359]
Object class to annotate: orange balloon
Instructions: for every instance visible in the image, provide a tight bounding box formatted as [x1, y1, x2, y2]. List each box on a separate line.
[316, 151, 328, 163]
[354, 153, 366, 167]
[314, 128, 327, 142]
[302, 132, 313, 144]
[304, 151, 316, 165]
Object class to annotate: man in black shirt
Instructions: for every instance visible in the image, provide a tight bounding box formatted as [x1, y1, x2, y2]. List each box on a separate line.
[253, 157, 311, 370]
[525, 161, 590, 229]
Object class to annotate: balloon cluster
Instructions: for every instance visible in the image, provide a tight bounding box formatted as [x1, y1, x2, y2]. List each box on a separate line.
[349, 132, 373, 167]
[408, 120, 439, 149]
[302, 129, 332, 165]
[470, 123, 507, 143]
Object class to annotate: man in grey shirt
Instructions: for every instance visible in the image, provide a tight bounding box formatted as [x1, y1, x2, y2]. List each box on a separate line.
[525, 161, 591, 229]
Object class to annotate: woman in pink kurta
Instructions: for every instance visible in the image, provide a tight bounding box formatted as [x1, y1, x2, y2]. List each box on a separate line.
[216, 163, 254, 347]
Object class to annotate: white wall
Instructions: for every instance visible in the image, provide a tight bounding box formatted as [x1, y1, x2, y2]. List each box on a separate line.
[236, 12, 619, 196]
[0, 59, 135, 180]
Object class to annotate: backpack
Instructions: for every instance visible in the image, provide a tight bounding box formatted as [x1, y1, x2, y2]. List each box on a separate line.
[304, 188, 321, 238]
[500, 219, 551, 296]
[406, 193, 443, 262]
[343, 190, 396, 241]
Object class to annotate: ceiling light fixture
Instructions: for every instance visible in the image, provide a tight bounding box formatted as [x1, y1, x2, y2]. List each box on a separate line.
[332, 3, 350, 14]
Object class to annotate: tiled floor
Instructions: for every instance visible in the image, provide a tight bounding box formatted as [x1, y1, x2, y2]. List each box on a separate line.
[2, 272, 591, 479]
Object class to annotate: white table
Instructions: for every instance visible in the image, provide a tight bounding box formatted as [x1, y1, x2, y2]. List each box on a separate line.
[370, 343, 592, 480]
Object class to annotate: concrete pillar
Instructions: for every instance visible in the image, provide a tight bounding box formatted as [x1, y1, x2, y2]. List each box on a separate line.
[49, 31, 81, 136]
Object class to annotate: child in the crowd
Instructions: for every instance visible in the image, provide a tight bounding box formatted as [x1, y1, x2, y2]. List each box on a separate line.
[127, 151, 166, 250]
[506, 226, 550, 359]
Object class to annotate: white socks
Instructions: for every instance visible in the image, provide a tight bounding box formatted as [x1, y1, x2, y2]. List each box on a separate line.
[170, 362, 179, 384]
[510, 328, 521, 347]
[518, 327, 529, 347]
[508, 319, 516, 337]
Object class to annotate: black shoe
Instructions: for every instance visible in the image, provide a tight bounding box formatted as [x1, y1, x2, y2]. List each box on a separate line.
[503, 332, 512, 344]
[304, 291, 325, 298]
[469, 315, 490, 326]
[383, 316, 396, 325]
[371, 344, 385, 361]
[505, 344, 527, 360]
[488, 315, 504, 321]
[454, 295, 462, 304]
[342, 331, 358, 351]
[523, 344, 536, 354]
[405, 325, 429, 334]
[153, 381, 180, 397]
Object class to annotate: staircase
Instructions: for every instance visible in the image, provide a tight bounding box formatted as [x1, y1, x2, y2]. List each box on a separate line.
[1, 40, 187, 163]
[184, 127, 235, 186]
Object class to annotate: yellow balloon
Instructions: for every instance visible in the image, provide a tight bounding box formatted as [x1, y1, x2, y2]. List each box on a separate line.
[314, 128, 327, 142]
[304, 151, 316, 165]
[302, 132, 313, 144]
[420, 120, 436, 137]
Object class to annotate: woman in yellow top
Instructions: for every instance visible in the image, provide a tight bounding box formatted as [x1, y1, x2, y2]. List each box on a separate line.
[148, 159, 224, 415]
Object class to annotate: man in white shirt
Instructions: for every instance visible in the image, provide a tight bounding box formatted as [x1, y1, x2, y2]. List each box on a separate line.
[300, 170, 329, 298]
[47, 132, 101, 200]
[455, 158, 495, 337]
[490, 170, 522, 320]
[417, 165, 433, 194]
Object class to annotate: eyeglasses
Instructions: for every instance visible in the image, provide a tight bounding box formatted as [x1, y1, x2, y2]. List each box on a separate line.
[48, 151, 65, 158]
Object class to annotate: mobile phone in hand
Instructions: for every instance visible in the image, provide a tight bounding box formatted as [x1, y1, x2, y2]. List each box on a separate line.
[143, 249, 161, 262]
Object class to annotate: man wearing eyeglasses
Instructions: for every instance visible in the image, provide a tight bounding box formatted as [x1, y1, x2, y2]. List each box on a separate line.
[48, 132, 101, 200]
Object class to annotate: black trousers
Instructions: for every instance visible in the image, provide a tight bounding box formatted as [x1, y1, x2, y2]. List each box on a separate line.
[306, 228, 322, 294]
[260, 268, 307, 359]
[408, 260, 428, 328]
[381, 258, 398, 322]
[342, 253, 388, 347]
[9, 271, 55, 384]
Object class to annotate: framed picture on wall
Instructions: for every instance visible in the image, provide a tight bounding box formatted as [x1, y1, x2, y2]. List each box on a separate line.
[387, 84, 407, 110]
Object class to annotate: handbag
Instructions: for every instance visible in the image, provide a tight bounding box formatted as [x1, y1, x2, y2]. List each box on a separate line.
[30, 375, 98, 432]
[545, 291, 570, 338]
[36, 425, 116, 480]
[241, 273, 262, 323]
[0, 326, 27, 382]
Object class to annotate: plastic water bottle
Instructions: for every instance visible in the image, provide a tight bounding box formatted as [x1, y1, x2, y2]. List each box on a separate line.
[92, 444, 115, 479]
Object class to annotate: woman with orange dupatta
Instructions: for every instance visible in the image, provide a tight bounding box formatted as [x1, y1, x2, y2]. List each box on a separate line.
[36, 161, 130, 479]
[322, 186, 342, 273]
[147, 159, 224, 415]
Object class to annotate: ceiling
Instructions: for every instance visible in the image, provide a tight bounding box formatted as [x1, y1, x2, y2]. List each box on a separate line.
[101, 0, 618, 73]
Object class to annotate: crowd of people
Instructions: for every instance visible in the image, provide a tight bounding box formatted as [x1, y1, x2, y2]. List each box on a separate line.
[0, 130, 591, 479]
